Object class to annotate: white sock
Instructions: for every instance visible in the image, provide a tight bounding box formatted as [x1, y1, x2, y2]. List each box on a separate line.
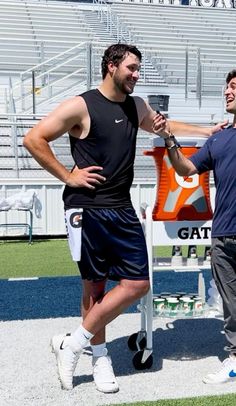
[71, 325, 94, 349]
[91, 343, 107, 358]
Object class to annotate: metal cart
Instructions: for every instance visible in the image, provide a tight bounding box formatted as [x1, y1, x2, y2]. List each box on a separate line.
[128, 205, 212, 370]
[128, 136, 213, 369]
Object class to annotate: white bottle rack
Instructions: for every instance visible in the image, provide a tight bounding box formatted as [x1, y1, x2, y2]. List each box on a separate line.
[127, 204, 212, 370]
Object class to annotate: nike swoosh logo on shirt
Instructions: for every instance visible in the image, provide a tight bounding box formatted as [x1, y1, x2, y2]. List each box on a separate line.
[115, 119, 123, 123]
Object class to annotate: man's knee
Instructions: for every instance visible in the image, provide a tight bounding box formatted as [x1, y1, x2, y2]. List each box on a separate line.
[138, 279, 150, 296]
[122, 279, 150, 299]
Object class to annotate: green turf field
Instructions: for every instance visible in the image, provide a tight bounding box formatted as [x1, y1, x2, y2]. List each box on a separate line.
[0, 239, 78, 279]
[108, 394, 236, 406]
[0, 238, 206, 279]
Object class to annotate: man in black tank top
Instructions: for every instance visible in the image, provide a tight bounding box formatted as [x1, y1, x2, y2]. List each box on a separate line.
[24, 43, 226, 393]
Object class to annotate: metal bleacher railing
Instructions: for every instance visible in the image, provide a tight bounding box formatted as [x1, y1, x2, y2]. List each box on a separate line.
[1, 0, 235, 115]
[5, 40, 227, 117]
[0, 114, 155, 180]
[1, 1, 234, 115]
[1, 0, 235, 182]
[108, 2, 236, 97]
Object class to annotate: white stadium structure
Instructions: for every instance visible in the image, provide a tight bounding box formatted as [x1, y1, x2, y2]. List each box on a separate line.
[0, 0, 235, 237]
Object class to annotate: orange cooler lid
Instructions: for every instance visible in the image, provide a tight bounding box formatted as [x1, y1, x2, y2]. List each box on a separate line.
[146, 136, 212, 221]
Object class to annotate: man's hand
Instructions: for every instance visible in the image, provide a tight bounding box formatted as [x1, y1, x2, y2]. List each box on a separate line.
[66, 165, 106, 189]
[210, 119, 229, 135]
[152, 112, 171, 138]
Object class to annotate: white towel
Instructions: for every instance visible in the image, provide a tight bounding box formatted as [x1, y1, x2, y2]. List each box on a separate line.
[0, 190, 36, 211]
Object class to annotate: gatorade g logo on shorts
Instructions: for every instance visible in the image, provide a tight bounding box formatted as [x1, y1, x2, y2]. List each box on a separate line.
[144, 139, 213, 221]
[70, 211, 82, 228]
[65, 208, 83, 262]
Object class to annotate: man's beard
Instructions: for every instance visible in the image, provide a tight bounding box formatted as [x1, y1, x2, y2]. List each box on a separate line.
[113, 74, 134, 95]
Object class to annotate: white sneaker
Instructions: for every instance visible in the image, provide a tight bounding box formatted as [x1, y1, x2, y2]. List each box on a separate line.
[92, 353, 119, 393]
[203, 355, 236, 384]
[51, 333, 82, 390]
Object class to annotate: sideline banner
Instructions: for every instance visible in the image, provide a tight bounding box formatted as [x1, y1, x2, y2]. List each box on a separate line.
[185, 0, 235, 7]
[124, 0, 236, 9]
[152, 220, 212, 246]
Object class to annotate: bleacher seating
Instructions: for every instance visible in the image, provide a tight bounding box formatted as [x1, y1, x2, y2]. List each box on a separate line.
[110, 3, 236, 95]
[0, 117, 155, 179]
[0, 0, 235, 180]
[0, 1, 94, 71]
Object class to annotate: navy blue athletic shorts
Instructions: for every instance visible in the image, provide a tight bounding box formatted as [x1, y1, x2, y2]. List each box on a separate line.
[77, 207, 149, 282]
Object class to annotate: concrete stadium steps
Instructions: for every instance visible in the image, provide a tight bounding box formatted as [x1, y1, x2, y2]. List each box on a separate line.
[81, 10, 166, 86]
[110, 7, 236, 50]
[0, 115, 156, 179]
[0, 100, 229, 180]
[82, 9, 118, 41]
[0, 1, 234, 179]
[0, 119, 74, 177]
[0, 0, 94, 72]
[0, 0, 167, 90]
[0, 169, 46, 179]
[4, 1, 232, 114]
[110, 3, 236, 96]
[0, 136, 11, 148]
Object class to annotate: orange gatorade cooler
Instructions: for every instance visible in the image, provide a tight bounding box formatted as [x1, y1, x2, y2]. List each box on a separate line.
[144, 137, 213, 221]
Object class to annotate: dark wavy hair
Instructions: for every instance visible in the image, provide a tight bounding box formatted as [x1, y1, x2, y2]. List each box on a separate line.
[226, 69, 236, 84]
[101, 43, 142, 79]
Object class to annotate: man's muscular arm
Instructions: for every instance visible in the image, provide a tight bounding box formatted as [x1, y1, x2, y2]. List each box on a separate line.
[134, 96, 228, 137]
[23, 97, 106, 189]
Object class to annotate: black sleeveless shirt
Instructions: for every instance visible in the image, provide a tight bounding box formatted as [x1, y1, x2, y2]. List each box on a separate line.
[63, 89, 139, 208]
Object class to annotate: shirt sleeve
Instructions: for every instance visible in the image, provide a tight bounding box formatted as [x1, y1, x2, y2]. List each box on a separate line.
[189, 139, 213, 174]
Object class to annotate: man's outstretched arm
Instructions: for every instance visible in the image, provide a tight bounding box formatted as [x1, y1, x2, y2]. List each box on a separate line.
[167, 119, 228, 137]
[135, 96, 228, 137]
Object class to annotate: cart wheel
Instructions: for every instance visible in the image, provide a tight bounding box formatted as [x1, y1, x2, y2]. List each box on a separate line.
[132, 350, 153, 370]
[127, 333, 147, 351]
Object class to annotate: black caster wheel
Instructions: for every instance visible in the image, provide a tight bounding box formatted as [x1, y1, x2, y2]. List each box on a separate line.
[132, 350, 153, 370]
[127, 333, 147, 351]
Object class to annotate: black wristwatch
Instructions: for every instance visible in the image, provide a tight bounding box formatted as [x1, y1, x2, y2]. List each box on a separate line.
[164, 134, 181, 150]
